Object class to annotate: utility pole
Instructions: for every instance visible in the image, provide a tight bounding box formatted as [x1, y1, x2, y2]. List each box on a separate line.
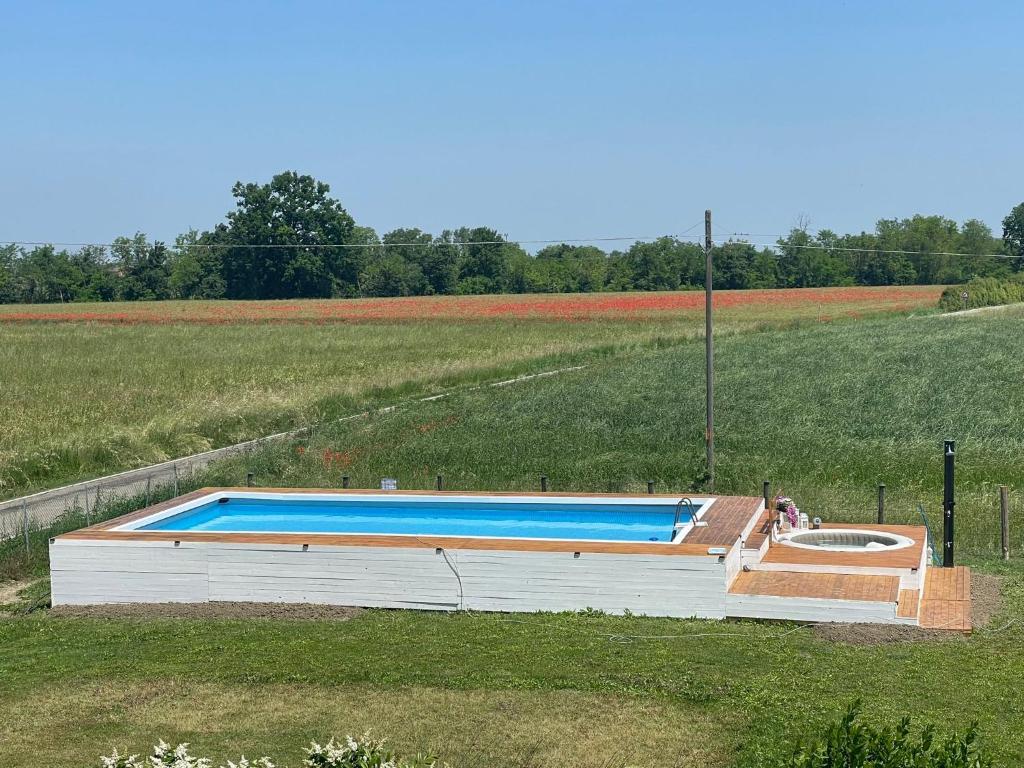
[705, 209, 714, 490]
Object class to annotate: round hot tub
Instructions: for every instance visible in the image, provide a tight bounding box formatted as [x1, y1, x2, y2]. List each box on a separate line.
[778, 528, 914, 553]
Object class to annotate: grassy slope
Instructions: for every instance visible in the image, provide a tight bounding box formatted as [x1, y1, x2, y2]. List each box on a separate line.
[208, 308, 1024, 554]
[0, 318, 703, 500]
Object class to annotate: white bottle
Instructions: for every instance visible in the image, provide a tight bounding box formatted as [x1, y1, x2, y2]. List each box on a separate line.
[799, 512, 809, 530]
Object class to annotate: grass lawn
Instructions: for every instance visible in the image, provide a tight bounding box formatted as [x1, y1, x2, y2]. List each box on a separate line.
[0, 286, 940, 500]
[1, 560, 1021, 767]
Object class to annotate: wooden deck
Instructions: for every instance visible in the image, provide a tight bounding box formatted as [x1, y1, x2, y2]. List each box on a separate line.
[684, 495, 764, 548]
[759, 523, 925, 570]
[741, 510, 771, 550]
[729, 570, 900, 602]
[919, 566, 972, 632]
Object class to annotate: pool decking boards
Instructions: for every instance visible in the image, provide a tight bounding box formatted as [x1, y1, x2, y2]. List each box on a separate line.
[729, 571, 900, 603]
[919, 566, 972, 632]
[685, 495, 765, 547]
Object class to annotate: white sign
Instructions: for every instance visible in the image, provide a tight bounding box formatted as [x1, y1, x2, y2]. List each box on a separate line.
[380, 478, 398, 490]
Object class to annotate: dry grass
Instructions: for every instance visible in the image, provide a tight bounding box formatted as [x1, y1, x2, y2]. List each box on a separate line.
[0, 681, 740, 767]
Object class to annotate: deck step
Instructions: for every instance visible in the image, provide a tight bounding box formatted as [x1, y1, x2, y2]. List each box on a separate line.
[896, 588, 920, 619]
[729, 570, 900, 602]
[919, 566, 971, 632]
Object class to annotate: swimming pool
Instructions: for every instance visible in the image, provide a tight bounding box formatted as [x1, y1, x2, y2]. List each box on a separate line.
[50, 488, 764, 617]
[125, 492, 712, 544]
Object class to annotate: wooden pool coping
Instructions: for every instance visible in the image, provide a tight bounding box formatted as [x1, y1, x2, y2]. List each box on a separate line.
[56, 487, 766, 558]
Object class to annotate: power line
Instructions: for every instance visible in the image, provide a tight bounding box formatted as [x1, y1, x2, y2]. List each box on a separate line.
[729, 240, 1016, 260]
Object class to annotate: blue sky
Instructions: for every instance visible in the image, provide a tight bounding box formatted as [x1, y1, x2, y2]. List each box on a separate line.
[1, 1, 1020, 249]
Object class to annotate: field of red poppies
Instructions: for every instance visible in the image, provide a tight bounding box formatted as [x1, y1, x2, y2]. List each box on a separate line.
[0, 285, 943, 324]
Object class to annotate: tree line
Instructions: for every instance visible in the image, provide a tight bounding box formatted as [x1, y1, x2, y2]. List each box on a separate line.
[2, 171, 1022, 304]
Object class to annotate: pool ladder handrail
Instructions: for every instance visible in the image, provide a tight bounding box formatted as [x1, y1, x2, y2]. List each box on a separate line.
[673, 497, 708, 534]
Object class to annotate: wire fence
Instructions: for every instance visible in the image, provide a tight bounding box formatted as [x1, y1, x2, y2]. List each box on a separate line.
[0, 430, 303, 553]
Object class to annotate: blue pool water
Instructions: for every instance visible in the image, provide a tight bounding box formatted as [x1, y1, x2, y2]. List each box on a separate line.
[139, 496, 703, 542]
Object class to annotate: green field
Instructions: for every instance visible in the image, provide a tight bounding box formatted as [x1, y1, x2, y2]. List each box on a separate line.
[3, 293, 1023, 766]
[0, 287, 940, 500]
[0, 317, 695, 500]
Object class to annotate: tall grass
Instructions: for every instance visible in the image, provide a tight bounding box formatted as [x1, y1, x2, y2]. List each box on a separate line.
[0, 290, 938, 501]
[0, 318, 711, 499]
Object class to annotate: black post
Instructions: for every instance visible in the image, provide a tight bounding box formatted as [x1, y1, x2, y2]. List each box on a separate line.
[704, 209, 714, 490]
[246, 472, 254, 488]
[762, 480, 771, 511]
[342, 475, 350, 489]
[647, 481, 655, 495]
[436, 474, 444, 491]
[877, 484, 886, 525]
[540, 476, 548, 492]
[943, 440, 955, 568]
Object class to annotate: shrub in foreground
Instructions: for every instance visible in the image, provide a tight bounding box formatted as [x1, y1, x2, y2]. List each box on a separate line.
[98, 734, 441, 768]
[749, 701, 992, 768]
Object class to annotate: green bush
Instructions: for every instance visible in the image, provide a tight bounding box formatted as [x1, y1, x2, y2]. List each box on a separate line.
[939, 276, 1024, 311]
[757, 701, 992, 768]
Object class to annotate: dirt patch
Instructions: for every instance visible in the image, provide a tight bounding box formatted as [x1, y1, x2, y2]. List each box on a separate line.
[813, 571, 1004, 646]
[969, 572, 1004, 628]
[48, 601, 365, 621]
[0, 580, 33, 605]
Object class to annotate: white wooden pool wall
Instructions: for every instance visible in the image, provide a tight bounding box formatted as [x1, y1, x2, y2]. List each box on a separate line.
[49, 538, 738, 618]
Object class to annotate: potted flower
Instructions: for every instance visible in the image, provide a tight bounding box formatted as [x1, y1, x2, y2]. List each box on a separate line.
[775, 495, 800, 532]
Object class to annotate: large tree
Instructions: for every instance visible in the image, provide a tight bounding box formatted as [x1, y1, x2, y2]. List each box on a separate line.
[210, 172, 358, 299]
[1003, 202, 1024, 261]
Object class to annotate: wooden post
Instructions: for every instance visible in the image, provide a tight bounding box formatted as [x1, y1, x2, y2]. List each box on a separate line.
[647, 481, 655, 494]
[877, 484, 886, 525]
[436, 474, 444, 491]
[1001, 485, 1010, 561]
[173, 463, 180, 497]
[85, 491, 91, 526]
[704, 209, 714, 490]
[22, 499, 30, 555]
[540, 476, 548, 492]
[146, 477, 151, 506]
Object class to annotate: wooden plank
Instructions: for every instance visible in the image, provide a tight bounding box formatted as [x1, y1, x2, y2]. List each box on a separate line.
[896, 589, 920, 619]
[725, 594, 900, 623]
[59, 528, 726, 557]
[729, 570, 899, 602]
